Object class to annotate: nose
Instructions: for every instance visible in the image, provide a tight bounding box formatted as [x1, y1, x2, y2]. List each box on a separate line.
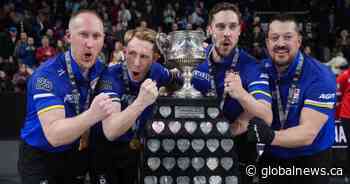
[84, 37, 94, 48]
[134, 55, 141, 66]
[223, 28, 231, 37]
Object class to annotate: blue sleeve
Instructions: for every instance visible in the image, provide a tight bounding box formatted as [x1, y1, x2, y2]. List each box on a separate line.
[243, 62, 272, 103]
[96, 66, 123, 99]
[30, 72, 64, 113]
[303, 76, 336, 115]
[149, 63, 171, 87]
[191, 62, 211, 94]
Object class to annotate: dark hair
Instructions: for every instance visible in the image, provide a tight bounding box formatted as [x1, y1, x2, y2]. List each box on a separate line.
[267, 13, 300, 34]
[208, 2, 241, 25]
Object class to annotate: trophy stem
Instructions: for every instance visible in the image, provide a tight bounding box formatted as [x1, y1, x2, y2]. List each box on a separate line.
[174, 66, 202, 98]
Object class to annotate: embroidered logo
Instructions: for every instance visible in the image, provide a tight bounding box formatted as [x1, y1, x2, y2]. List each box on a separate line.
[35, 77, 53, 91]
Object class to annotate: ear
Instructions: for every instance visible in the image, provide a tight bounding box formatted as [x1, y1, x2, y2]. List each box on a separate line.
[207, 25, 213, 36]
[66, 31, 72, 43]
[298, 34, 302, 45]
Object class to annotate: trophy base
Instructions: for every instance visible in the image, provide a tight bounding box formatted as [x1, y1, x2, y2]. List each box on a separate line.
[173, 86, 202, 98]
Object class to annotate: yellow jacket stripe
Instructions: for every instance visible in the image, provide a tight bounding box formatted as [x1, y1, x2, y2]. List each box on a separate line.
[304, 99, 334, 109]
[250, 90, 272, 98]
[38, 105, 65, 115]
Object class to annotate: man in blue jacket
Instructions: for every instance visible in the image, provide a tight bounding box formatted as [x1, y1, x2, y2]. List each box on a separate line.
[18, 10, 115, 184]
[191, 2, 272, 183]
[247, 14, 336, 184]
[90, 27, 183, 184]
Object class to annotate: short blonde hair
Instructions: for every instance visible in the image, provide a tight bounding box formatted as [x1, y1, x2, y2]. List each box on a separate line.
[124, 27, 157, 51]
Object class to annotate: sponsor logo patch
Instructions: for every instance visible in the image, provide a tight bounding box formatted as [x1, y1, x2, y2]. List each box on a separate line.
[35, 77, 53, 91]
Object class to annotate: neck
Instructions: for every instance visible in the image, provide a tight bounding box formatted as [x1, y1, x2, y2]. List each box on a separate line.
[276, 65, 289, 76]
[211, 47, 222, 63]
[71, 51, 89, 79]
[80, 66, 89, 79]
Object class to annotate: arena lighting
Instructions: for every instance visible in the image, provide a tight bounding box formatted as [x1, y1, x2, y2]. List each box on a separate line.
[142, 97, 239, 184]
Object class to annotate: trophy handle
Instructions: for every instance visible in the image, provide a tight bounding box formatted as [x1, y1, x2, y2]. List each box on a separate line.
[156, 32, 169, 64]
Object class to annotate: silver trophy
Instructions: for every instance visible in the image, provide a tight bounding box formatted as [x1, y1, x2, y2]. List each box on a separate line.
[156, 30, 206, 98]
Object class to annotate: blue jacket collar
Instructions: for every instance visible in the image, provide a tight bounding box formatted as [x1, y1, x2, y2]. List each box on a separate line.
[68, 50, 105, 83]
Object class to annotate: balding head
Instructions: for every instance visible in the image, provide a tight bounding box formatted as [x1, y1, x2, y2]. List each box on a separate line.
[66, 10, 105, 73]
[68, 10, 104, 33]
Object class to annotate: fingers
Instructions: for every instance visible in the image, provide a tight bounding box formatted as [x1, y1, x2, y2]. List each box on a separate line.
[141, 79, 158, 96]
[224, 72, 240, 86]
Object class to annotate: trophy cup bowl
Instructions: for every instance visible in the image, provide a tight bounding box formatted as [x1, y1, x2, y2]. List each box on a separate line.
[156, 30, 206, 98]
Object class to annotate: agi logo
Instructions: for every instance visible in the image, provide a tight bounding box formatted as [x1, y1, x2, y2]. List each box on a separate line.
[318, 93, 335, 100]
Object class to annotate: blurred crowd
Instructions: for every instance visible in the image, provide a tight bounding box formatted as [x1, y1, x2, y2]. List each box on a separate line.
[0, 0, 350, 94]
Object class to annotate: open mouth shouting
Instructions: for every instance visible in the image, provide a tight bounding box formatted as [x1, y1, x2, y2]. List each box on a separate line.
[83, 52, 93, 62]
[130, 70, 143, 81]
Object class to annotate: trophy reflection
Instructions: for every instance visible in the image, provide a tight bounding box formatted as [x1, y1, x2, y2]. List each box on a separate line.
[156, 30, 206, 98]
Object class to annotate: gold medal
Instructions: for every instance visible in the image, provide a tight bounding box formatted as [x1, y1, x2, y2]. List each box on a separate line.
[129, 137, 141, 150]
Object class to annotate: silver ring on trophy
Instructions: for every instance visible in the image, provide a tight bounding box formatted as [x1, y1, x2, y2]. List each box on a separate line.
[162, 157, 176, 171]
[207, 107, 220, 119]
[159, 106, 172, 118]
[184, 121, 197, 134]
[220, 157, 233, 171]
[162, 139, 175, 153]
[156, 30, 206, 98]
[200, 121, 213, 135]
[177, 139, 190, 153]
[152, 121, 165, 134]
[225, 176, 238, 184]
[209, 176, 222, 184]
[216, 121, 229, 135]
[206, 139, 219, 153]
[206, 157, 219, 171]
[144, 176, 158, 184]
[177, 157, 190, 171]
[160, 176, 174, 184]
[147, 157, 161, 171]
[192, 157, 205, 171]
[191, 139, 205, 153]
[176, 176, 190, 184]
[147, 139, 161, 153]
[168, 121, 181, 134]
[193, 176, 206, 184]
[221, 139, 234, 152]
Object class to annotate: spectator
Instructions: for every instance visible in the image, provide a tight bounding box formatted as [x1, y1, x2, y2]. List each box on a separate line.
[171, 22, 179, 32]
[0, 27, 18, 60]
[326, 51, 348, 75]
[336, 62, 350, 169]
[118, 3, 132, 30]
[190, 7, 205, 28]
[20, 36, 37, 69]
[45, 28, 56, 46]
[163, 3, 176, 31]
[0, 70, 14, 93]
[14, 32, 28, 63]
[35, 35, 56, 64]
[109, 40, 124, 67]
[56, 39, 68, 54]
[12, 63, 32, 94]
